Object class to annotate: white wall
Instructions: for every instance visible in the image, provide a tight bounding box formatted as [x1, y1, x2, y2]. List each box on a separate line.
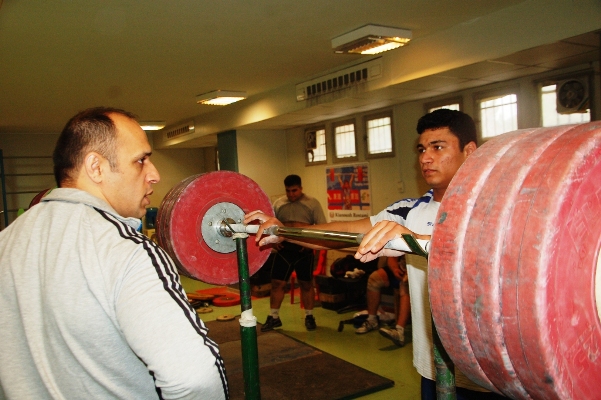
[0, 131, 210, 226]
[236, 129, 288, 203]
[236, 61, 600, 220]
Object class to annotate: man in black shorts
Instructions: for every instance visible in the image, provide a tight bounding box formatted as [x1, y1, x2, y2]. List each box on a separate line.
[261, 175, 327, 331]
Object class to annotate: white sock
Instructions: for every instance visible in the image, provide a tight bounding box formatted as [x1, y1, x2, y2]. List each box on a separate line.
[270, 309, 280, 318]
[367, 315, 378, 323]
[305, 309, 313, 316]
[396, 325, 404, 335]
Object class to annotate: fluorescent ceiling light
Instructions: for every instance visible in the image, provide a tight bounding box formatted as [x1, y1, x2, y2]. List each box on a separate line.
[196, 90, 247, 106]
[139, 121, 166, 131]
[332, 24, 412, 55]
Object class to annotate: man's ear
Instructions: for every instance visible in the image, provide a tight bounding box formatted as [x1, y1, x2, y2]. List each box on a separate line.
[83, 152, 104, 183]
[464, 141, 477, 157]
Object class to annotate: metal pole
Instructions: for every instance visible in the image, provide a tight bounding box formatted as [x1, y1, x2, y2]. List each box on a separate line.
[432, 319, 456, 400]
[234, 233, 261, 400]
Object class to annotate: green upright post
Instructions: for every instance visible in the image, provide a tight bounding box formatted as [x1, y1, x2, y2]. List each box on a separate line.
[234, 234, 261, 400]
[432, 318, 456, 400]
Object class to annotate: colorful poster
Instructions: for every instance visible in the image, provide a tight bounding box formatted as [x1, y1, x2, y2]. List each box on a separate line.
[325, 163, 371, 222]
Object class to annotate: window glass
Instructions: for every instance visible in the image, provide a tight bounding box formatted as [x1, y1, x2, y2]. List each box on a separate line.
[306, 128, 327, 163]
[428, 103, 460, 112]
[480, 94, 517, 139]
[334, 123, 356, 158]
[366, 116, 392, 155]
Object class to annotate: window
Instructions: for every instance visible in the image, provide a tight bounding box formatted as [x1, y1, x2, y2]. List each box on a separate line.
[541, 84, 590, 127]
[425, 97, 462, 113]
[305, 127, 327, 164]
[333, 120, 357, 160]
[365, 111, 394, 158]
[479, 93, 518, 139]
[428, 103, 460, 112]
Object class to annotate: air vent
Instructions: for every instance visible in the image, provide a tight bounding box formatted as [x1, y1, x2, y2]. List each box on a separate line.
[556, 79, 589, 114]
[164, 121, 195, 139]
[296, 58, 382, 101]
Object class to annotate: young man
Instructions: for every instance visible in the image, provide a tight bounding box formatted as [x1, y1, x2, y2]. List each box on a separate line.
[247, 109, 505, 399]
[261, 174, 327, 332]
[0, 107, 229, 399]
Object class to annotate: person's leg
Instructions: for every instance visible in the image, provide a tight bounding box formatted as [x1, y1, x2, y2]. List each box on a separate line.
[262, 249, 293, 331]
[293, 249, 317, 330]
[356, 268, 390, 334]
[379, 280, 409, 346]
[299, 279, 314, 310]
[421, 377, 436, 400]
[269, 279, 287, 310]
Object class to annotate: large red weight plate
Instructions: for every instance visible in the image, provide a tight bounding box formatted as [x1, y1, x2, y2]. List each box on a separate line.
[430, 122, 601, 399]
[156, 171, 274, 285]
[459, 125, 571, 399]
[429, 128, 529, 393]
[506, 122, 601, 399]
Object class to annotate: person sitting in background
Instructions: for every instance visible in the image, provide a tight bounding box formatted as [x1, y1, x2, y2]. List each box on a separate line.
[355, 255, 411, 347]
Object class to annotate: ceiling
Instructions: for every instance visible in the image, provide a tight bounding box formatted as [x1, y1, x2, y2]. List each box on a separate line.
[1, 1, 600, 147]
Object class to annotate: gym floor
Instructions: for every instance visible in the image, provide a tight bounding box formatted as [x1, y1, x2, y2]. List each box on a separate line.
[182, 276, 421, 399]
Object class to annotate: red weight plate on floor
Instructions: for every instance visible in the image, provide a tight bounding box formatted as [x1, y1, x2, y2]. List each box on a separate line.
[459, 126, 569, 399]
[429, 129, 527, 392]
[213, 294, 241, 307]
[506, 122, 601, 399]
[158, 171, 274, 284]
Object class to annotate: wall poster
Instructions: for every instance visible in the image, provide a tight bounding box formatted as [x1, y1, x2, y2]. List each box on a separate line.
[325, 163, 371, 222]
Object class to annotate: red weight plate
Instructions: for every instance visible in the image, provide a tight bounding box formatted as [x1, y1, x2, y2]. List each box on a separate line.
[459, 126, 569, 399]
[213, 294, 241, 307]
[162, 171, 273, 285]
[506, 122, 601, 399]
[429, 129, 528, 392]
[28, 188, 53, 208]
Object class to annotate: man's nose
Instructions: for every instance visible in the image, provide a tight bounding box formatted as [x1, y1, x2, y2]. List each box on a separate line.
[147, 162, 161, 184]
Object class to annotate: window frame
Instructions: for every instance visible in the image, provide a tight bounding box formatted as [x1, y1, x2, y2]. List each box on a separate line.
[473, 86, 519, 142]
[424, 97, 463, 113]
[332, 119, 358, 162]
[364, 110, 395, 159]
[304, 125, 327, 166]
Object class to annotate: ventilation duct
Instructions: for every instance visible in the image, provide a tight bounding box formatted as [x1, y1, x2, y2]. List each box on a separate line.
[158, 122, 193, 142]
[296, 58, 382, 101]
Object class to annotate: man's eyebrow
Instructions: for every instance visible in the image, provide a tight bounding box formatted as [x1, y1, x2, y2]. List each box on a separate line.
[133, 151, 152, 159]
[417, 139, 447, 149]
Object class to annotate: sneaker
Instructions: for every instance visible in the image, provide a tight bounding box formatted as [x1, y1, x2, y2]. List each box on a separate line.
[379, 327, 405, 347]
[261, 316, 282, 332]
[305, 315, 317, 331]
[355, 319, 378, 334]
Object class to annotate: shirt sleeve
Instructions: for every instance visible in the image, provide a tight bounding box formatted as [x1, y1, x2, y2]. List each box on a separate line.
[114, 242, 229, 400]
[312, 200, 327, 225]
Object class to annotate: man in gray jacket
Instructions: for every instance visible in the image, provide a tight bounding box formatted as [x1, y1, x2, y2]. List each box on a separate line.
[0, 107, 229, 399]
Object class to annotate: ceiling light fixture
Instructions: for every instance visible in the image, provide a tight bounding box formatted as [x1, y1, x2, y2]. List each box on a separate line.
[196, 90, 247, 106]
[139, 121, 166, 131]
[332, 24, 412, 55]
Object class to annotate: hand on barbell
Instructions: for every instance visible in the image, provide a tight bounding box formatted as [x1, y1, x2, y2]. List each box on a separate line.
[243, 210, 284, 246]
[354, 220, 422, 262]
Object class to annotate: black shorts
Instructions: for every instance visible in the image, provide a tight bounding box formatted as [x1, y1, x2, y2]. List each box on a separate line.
[270, 242, 315, 282]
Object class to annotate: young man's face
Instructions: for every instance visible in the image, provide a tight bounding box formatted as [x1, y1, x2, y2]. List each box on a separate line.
[417, 127, 474, 200]
[285, 185, 303, 202]
[102, 113, 161, 219]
